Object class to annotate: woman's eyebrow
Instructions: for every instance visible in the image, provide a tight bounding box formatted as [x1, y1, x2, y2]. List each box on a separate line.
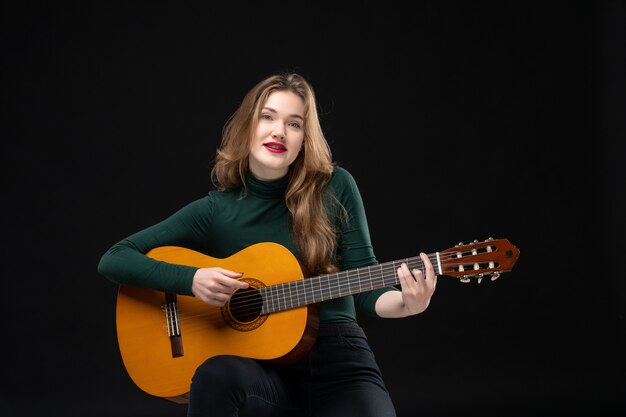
[262, 107, 304, 121]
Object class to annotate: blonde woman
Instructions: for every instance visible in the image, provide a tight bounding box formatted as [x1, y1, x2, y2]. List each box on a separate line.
[98, 72, 436, 416]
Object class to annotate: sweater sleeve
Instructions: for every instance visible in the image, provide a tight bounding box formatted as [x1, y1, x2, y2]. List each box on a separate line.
[330, 167, 400, 317]
[97, 195, 215, 295]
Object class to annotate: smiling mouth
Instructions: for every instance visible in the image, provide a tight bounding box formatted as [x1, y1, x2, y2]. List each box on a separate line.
[263, 143, 287, 153]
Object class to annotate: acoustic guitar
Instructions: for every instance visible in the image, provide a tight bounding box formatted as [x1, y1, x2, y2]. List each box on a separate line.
[115, 237, 519, 403]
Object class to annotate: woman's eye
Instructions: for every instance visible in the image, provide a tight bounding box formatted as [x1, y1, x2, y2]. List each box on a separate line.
[261, 114, 272, 120]
[289, 122, 301, 129]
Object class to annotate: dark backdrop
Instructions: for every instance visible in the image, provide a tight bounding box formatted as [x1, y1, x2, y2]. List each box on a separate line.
[2, 1, 625, 417]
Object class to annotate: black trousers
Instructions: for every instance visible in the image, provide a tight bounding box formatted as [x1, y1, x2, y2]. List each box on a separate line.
[186, 321, 397, 417]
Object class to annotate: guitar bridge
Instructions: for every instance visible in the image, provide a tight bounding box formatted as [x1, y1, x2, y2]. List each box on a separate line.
[164, 293, 184, 358]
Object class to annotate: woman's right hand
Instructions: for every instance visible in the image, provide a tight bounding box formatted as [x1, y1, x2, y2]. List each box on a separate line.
[191, 267, 249, 307]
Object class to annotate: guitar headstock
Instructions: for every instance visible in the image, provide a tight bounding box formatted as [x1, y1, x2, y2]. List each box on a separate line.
[439, 237, 520, 283]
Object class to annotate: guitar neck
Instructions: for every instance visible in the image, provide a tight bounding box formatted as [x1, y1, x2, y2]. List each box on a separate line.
[259, 253, 436, 315]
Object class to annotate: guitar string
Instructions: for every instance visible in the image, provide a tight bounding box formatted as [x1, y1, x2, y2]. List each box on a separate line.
[165, 251, 503, 326]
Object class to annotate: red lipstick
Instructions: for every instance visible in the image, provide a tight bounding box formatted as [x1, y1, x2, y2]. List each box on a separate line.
[263, 142, 287, 153]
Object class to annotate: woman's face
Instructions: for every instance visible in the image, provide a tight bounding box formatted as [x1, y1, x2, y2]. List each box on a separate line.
[248, 90, 305, 181]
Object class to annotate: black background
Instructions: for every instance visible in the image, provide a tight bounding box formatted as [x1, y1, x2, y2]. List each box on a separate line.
[2, 1, 625, 417]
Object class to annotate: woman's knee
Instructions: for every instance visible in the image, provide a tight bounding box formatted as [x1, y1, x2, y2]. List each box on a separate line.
[191, 355, 254, 392]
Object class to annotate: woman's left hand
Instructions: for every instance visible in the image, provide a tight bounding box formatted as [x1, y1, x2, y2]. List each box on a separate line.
[397, 252, 437, 316]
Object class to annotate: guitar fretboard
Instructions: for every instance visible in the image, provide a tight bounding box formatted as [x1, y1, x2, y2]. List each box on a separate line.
[259, 254, 438, 315]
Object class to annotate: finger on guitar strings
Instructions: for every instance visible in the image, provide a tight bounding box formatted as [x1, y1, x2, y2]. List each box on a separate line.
[398, 263, 419, 289]
[411, 268, 425, 282]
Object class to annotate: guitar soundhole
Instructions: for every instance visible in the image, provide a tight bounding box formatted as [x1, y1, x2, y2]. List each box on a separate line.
[230, 287, 262, 322]
[221, 278, 268, 331]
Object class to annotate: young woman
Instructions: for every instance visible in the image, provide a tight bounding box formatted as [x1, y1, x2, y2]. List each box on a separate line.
[98, 72, 437, 417]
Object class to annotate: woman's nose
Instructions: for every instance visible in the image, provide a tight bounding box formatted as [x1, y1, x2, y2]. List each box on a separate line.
[272, 124, 285, 139]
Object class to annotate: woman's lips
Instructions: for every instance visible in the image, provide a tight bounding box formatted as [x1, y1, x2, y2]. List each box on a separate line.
[263, 142, 287, 153]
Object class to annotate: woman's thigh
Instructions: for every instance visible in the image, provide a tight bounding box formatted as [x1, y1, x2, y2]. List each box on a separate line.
[308, 323, 397, 417]
[187, 355, 304, 417]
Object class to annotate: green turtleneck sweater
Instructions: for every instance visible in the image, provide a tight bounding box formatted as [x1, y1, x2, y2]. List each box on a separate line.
[98, 166, 398, 323]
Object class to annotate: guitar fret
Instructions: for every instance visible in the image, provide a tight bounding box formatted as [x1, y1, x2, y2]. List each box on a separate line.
[297, 280, 302, 305]
[311, 280, 316, 304]
[315, 277, 324, 302]
[337, 274, 341, 297]
[411, 256, 418, 271]
[309, 280, 314, 303]
[302, 279, 315, 304]
[326, 275, 332, 298]
[263, 287, 272, 312]
[317, 277, 323, 302]
[281, 283, 286, 311]
[295, 281, 300, 308]
[404, 258, 410, 284]
[326, 275, 331, 300]
[265, 285, 271, 313]
[270, 285, 276, 313]
[266, 287, 272, 313]
[300, 280, 307, 306]
[303, 280, 309, 305]
[336, 272, 344, 296]
[318, 276, 324, 301]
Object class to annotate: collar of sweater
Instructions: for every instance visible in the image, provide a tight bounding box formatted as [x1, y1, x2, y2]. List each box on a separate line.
[244, 171, 290, 200]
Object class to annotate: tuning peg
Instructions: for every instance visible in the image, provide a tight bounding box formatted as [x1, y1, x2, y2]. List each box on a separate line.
[456, 242, 463, 247]
[487, 237, 494, 241]
[477, 273, 484, 284]
[473, 239, 479, 243]
[490, 272, 500, 281]
[460, 276, 471, 283]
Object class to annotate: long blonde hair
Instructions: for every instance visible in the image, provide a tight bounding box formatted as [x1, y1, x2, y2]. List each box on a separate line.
[211, 73, 338, 275]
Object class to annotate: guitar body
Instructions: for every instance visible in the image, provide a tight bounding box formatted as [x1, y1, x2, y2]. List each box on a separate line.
[115, 242, 318, 402]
